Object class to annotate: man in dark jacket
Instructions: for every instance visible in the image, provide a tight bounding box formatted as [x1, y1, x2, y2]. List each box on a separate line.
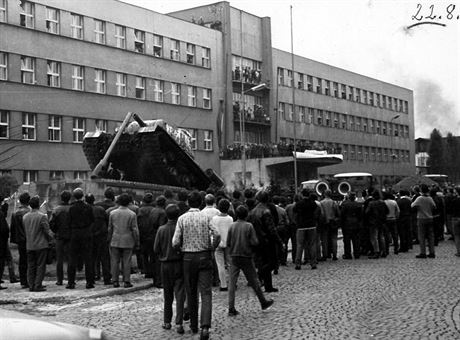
[294, 190, 321, 270]
[49, 190, 71, 286]
[85, 193, 111, 285]
[340, 192, 362, 259]
[96, 187, 116, 211]
[137, 193, 156, 279]
[0, 202, 10, 290]
[151, 195, 168, 288]
[248, 191, 282, 292]
[365, 191, 389, 259]
[10, 192, 31, 288]
[396, 190, 412, 252]
[67, 188, 95, 289]
[154, 204, 185, 334]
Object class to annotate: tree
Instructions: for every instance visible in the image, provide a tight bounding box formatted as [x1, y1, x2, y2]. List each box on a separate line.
[446, 133, 460, 183]
[427, 129, 445, 174]
[0, 174, 19, 198]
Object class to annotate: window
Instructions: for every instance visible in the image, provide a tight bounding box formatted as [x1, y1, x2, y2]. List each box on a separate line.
[187, 86, 196, 107]
[115, 73, 126, 97]
[333, 82, 339, 98]
[382, 95, 387, 108]
[20, 1, 34, 28]
[324, 81, 330, 95]
[369, 92, 374, 106]
[288, 104, 293, 121]
[204, 130, 213, 151]
[376, 121, 380, 134]
[341, 114, 347, 129]
[72, 65, 84, 90]
[115, 25, 125, 49]
[0, 0, 6, 22]
[188, 129, 197, 150]
[333, 112, 339, 128]
[20, 56, 35, 84]
[186, 43, 195, 64]
[49, 171, 64, 180]
[349, 116, 354, 130]
[70, 13, 83, 39]
[287, 70, 293, 87]
[362, 118, 368, 132]
[363, 90, 368, 104]
[48, 115, 61, 142]
[348, 86, 353, 100]
[306, 75, 313, 91]
[341, 84, 346, 99]
[94, 69, 106, 94]
[95, 119, 108, 132]
[153, 35, 163, 57]
[23, 170, 38, 184]
[355, 117, 361, 131]
[278, 68, 284, 86]
[355, 88, 361, 102]
[299, 106, 306, 123]
[0, 52, 7, 80]
[307, 108, 314, 124]
[170, 39, 180, 61]
[201, 47, 210, 68]
[73, 118, 85, 142]
[376, 94, 381, 107]
[316, 109, 323, 125]
[316, 78, 322, 94]
[403, 101, 408, 113]
[0, 110, 8, 138]
[74, 171, 87, 180]
[135, 77, 145, 99]
[46, 7, 59, 34]
[203, 88, 211, 109]
[278, 102, 285, 120]
[134, 29, 144, 53]
[94, 19, 105, 44]
[325, 111, 330, 126]
[171, 83, 180, 104]
[22, 113, 35, 140]
[47, 61, 60, 87]
[153, 80, 164, 102]
[298, 73, 304, 89]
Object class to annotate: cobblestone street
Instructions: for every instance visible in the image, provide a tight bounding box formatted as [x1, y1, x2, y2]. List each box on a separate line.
[2, 241, 460, 340]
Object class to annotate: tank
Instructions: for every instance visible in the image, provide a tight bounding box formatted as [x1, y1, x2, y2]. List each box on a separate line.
[82, 113, 223, 190]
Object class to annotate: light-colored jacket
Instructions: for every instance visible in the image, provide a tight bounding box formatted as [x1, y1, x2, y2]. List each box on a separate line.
[23, 209, 52, 251]
[108, 206, 139, 249]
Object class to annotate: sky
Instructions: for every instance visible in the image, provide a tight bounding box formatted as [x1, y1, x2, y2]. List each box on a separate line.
[122, 0, 459, 138]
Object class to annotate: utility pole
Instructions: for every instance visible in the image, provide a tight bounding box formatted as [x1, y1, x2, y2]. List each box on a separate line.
[291, 5, 298, 194]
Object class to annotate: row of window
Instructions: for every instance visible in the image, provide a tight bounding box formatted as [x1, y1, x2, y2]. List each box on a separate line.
[280, 138, 411, 163]
[0, 53, 212, 108]
[277, 67, 409, 113]
[0, 110, 214, 151]
[1, 0, 212, 67]
[278, 102, 409, 138]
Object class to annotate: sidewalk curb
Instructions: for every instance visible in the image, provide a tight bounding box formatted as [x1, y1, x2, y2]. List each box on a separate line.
[0, 282, 154, 305]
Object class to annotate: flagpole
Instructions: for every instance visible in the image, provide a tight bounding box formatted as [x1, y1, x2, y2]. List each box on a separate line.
[291, 5, 298, 194]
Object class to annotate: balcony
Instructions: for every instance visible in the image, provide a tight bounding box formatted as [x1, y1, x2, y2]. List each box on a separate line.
[233, 103, 271, 126]
[232, 67, 262, 86]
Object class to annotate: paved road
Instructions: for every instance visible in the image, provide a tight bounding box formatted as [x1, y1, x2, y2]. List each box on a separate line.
[3, 240, 460, 340]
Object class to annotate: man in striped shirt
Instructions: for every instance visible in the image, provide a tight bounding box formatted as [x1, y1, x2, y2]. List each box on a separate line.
[172, 191, 220, 340]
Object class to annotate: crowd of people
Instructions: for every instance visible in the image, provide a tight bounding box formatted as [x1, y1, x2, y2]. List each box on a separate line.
[1, 183, 460, 340]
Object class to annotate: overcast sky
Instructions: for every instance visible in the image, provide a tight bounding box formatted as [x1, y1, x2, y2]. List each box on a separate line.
[122, 0, 459, 138]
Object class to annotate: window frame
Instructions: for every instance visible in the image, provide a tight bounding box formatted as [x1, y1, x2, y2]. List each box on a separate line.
[94, 69, 106, 94]
[115, 73, 127, 97]
[72, 65, 84, 91]
[186, 43, 195, 64]
[95, 119, 108, 132]
[134, 29, 145, 53]
[94, 19, 105, 44]
[0, 110, 9, 139]
[72, 117, 86, 143]
[135, 76, 145, 99]
[203, 88, 211, 109]
[153, 79, 164, 102]
[70, 13, 83, 39]
[20, 1, 34, 28]
[170, 39, 180, 61]
[203, 130, 213, 151]
[171, 83, 180, 105]
[153, 35, 163, 57]
[114, 25, 126, 49]
[188, 128, 197, 150]
[23, 170, 38, 184]
[201, 47, 210, 68]
[45, 7, 59, 34]
[0, 0, 6, 23]
[73, 171, 87, 180]
[48, 115, 61, 142]
[20, 56, 35, 84]
[22, 112, 36, 140]
[0, 52, 7, 80]
[187, 85, 196, 107]
[47, 60, 60, 87]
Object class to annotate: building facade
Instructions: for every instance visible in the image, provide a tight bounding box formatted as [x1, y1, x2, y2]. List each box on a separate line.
[1, 0, 415, 189]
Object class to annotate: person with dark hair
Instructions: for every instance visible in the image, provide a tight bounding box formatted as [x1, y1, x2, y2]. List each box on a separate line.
[411, 184, 436, 258]
[294, 189, 322, 270]
[67, 188, 95, 289]
[108, 193, 140, 288]
[248, 190, 282, 291]
[383, 192, 400, 255]
[211, 199, 233, 291]
[49, 190, 72, 286]
[154, 204, 185, 334]
[244, 189, 257, 212]
[23, 196, 53, 292]
[96, 187, 116, 211]
[177, 190, 190, 216]
[164, 189, 177, 207]
[365, 190, 389, 259]
[10, 192, 31, 288]
[172, 190, 220, 340]
[231, 190, 244, 211]
[227, 205, 274, 316]
[285, 194, 301, 264]
[137, 193, 155, 279]
[319, 189, 340, 261]
[150, 195, 168, 288]
[340, 192, 362, 259]
[396, 190, 412, 253]
[85, 193, 111, 285]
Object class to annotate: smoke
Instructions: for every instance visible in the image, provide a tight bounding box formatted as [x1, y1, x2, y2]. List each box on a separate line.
[414, 79, 460, 138]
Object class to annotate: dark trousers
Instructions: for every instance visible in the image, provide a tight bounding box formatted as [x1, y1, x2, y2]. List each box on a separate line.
[385, 220, 399, 253]
[140, 238, 154, 277]
[55, 238, 70, 283]
[369, 225, 385, 255]
[295, 228, 317, 267]
[93, 235, 111, 282]
[317, 224, 329, 259]
[343, 228, 360, 258]
[398, 216, 412, 252]
[161, 261, 185, 325]
[111, 247, 133, 283]
[277, 225, 290, 265]
[417, 219, 435, 255]
[68, 236, 94, 285]
[27, 248, 48, 289]
[17, 243, 28, 286]
[183, 251, 213, 330]
[228, 256, 267, 310]
[328, 225, 338, 258]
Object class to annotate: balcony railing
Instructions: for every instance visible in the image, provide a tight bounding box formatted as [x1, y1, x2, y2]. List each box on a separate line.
[232, 67, 262, 85]
[233, 103, 271, 126]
